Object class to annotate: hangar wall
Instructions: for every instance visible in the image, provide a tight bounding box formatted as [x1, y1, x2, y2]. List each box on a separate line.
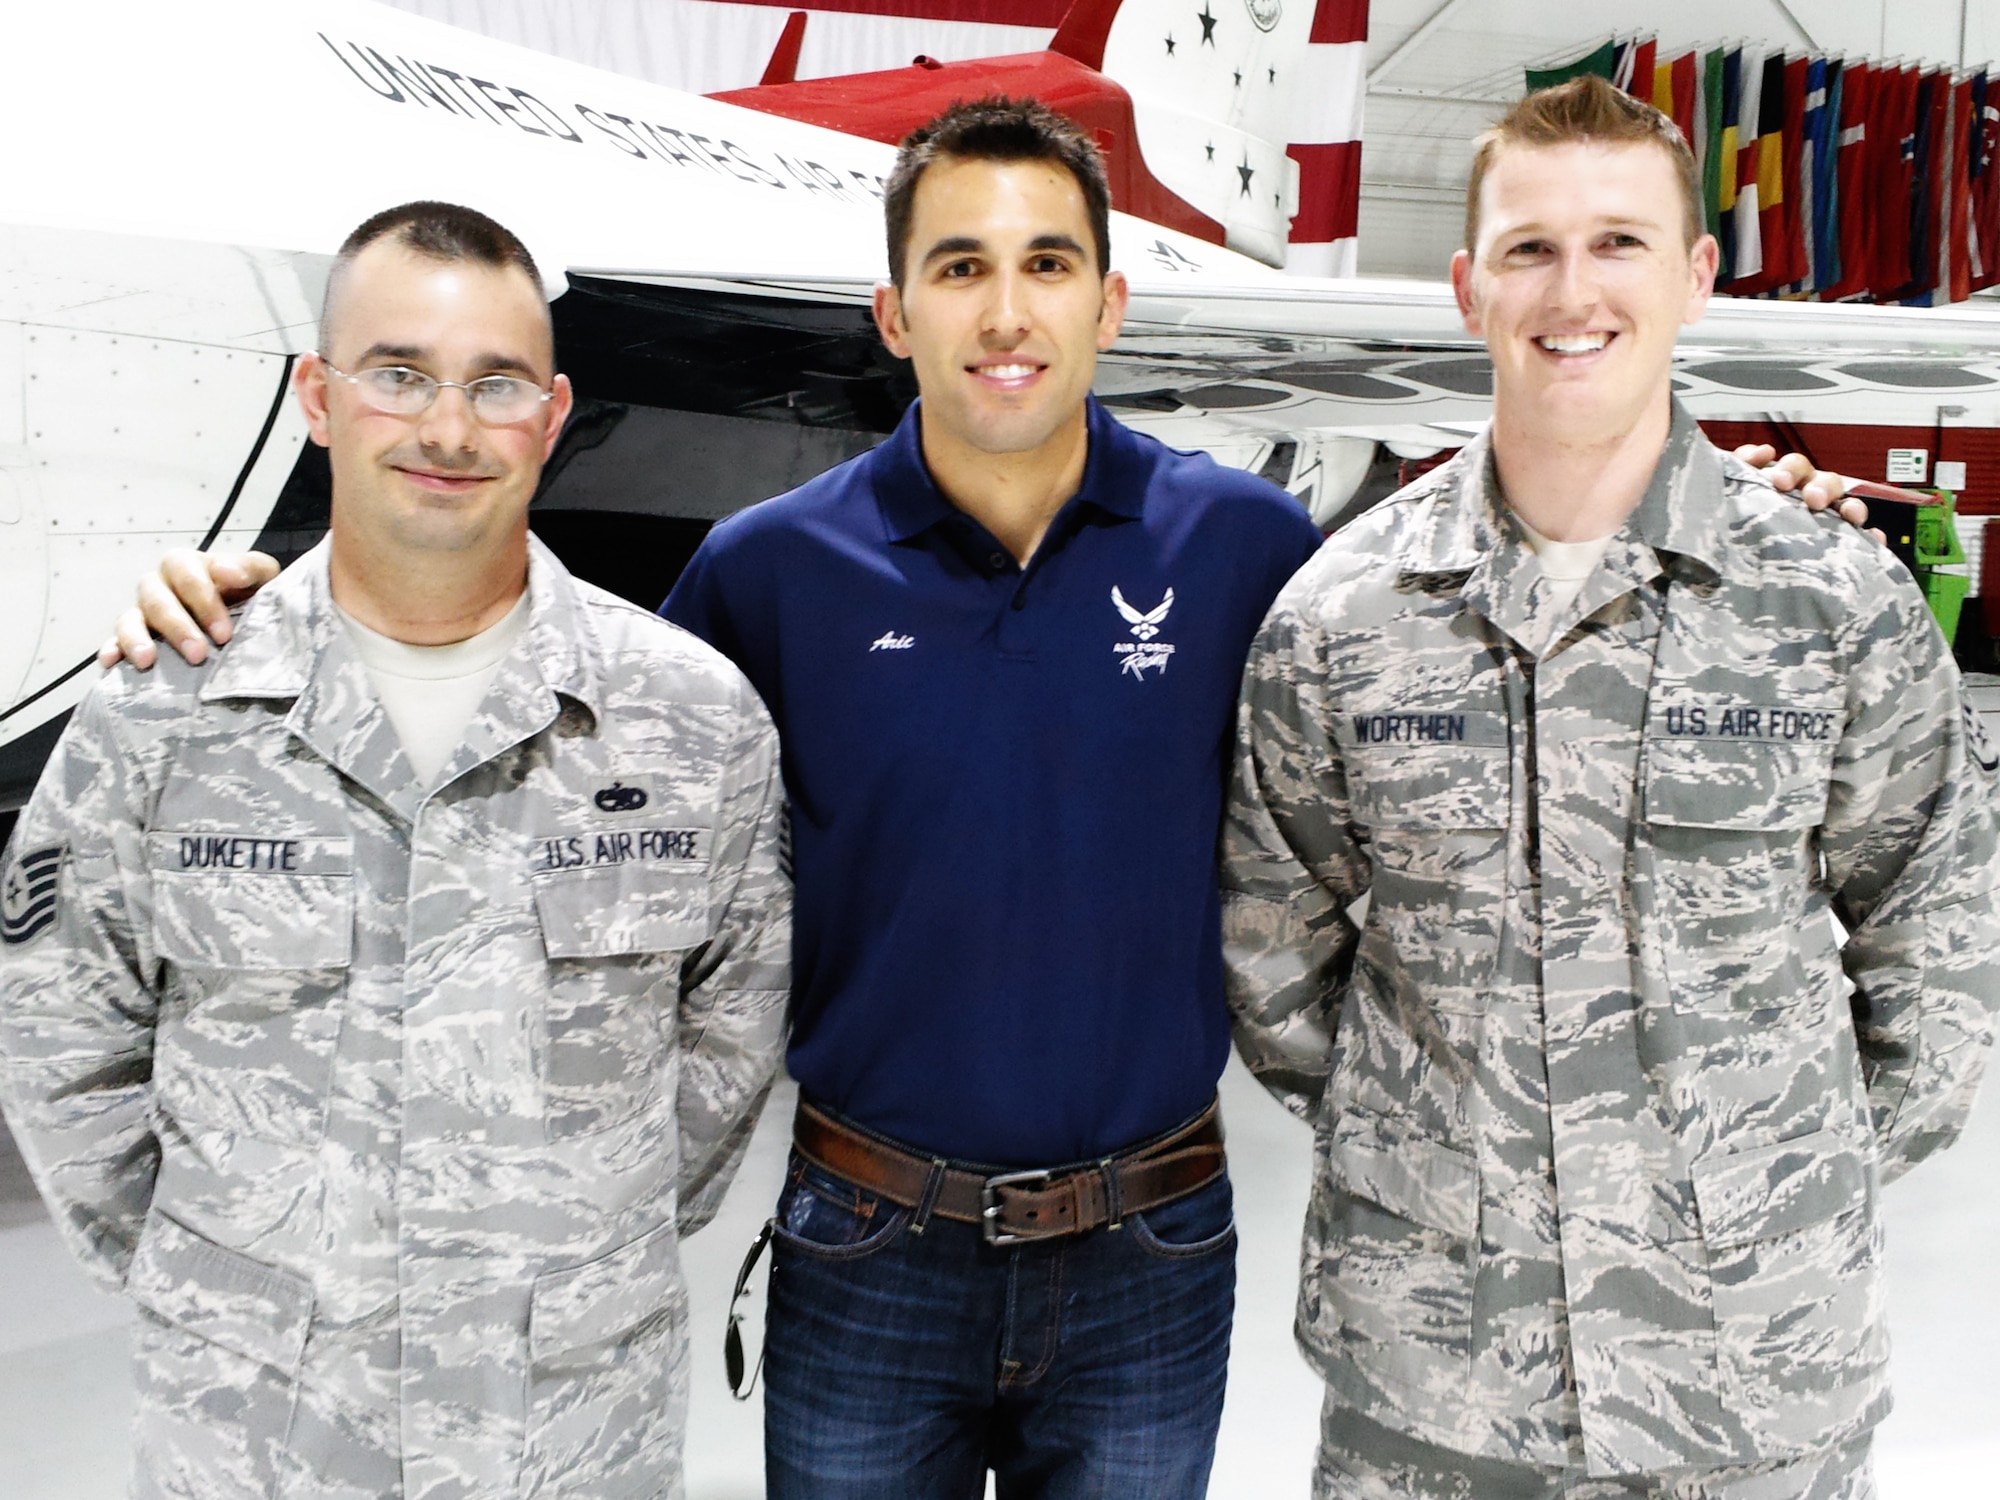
[1355, 0, 2000, 278]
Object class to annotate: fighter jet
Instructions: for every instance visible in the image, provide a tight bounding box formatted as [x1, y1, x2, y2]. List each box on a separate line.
[6, 0, 2000, 806]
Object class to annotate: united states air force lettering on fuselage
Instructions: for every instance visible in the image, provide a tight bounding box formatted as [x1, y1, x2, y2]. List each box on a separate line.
[537, 830, 706, 872]
[316, 33, 888, 205]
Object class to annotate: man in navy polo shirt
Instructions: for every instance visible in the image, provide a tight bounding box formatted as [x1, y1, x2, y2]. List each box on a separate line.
[663, 100, 1321, 1499]
[101, 100, 1863, 1500]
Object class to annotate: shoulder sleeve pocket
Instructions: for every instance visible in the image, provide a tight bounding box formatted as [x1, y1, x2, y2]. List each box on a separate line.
[127, 1210, 314, 1375]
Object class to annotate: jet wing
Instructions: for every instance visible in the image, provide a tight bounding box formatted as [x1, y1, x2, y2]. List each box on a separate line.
[582, 268, 2000, 439]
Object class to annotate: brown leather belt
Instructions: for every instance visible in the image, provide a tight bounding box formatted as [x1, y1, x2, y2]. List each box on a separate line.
[791, 1098, 1226, 1246]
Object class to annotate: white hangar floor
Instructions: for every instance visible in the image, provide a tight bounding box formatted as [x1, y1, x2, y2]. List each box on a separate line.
[1, 1052, 1996, 1495]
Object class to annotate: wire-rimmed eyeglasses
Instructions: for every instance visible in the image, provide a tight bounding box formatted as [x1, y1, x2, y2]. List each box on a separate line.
[320, 358, 555, 425]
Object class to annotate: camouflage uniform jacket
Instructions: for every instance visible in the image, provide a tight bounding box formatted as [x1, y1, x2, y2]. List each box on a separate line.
[0, 537, 790, 1499]
[1221, 404, 2000, 1477]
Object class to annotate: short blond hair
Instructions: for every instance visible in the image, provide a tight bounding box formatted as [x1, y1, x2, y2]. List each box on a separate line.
[1466, 74, 1702, 250]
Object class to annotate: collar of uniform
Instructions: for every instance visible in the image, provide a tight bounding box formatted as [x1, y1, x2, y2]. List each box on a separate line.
[1394, 437, 1497, 578]
[199, 535, 605, 722]
[414, 536, 602, 796]
[871, 396, 1147, 543]
[1414, 402, 1724, 651]
[198, 537, 606, 820]
[1625, 399, 1728, 581]
[198, 542, 412, 814]
[1431, 437, 1553, 652]
[198, 538, 334, 704]
[516, 533, 605, 728]
[1400, 402, 1724, 579]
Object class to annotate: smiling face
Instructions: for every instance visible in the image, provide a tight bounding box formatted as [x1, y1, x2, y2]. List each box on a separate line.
[1451, 138, 1717, 446]
[299, 238, 571, 563]
[872, 154, 1127, 466]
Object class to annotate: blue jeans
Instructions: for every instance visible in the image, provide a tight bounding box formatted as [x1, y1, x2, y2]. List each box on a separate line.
[763, 1137, 1238, 1500]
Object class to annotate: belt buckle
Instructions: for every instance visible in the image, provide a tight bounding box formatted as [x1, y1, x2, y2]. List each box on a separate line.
[980, 1168, 1054, 1246]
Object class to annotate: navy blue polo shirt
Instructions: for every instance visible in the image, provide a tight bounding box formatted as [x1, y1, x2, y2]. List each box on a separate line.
[664, 397, 1322, 1166]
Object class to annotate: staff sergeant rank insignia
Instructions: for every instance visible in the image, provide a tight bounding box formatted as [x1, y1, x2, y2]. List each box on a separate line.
[1, 844, 62, 946]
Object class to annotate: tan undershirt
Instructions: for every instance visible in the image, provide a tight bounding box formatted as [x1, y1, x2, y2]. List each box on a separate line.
[1512, 511, 1616, 650]
[337, 593, 531, 785]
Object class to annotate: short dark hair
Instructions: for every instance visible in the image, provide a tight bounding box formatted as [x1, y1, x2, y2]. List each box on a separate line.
[883, 98, 1112, 290]
[319, 200, 547, 352]
[1467, 76, 1703, 250]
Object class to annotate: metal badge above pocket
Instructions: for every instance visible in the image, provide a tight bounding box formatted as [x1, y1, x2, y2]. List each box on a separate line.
[530, 764, 717, 958]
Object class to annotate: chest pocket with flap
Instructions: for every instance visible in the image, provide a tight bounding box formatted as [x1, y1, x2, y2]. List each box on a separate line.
[530, 838, 713, 1140]
[1640, 709, 1840, 1012]
[145, 832, 353, 1146]
[1340, 709, 1511, 1015]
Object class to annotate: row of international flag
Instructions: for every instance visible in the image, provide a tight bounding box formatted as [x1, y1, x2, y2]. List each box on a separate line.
[1526, 36, 2000, 305]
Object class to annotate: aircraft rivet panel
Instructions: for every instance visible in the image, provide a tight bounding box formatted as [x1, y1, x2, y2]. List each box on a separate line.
[25, 331, 288, 537]
[7, 333, 302, 736]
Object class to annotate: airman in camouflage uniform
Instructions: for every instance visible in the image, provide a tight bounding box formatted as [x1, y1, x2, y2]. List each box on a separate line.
[1222, 79, 2000, 1499]
[0, 206, 789, 1500]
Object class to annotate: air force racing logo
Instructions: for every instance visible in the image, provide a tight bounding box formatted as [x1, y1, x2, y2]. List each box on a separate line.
[2, 843, 63, 946]
[1111, 586, 1177, 678]
[1113, 586, 1173, 639]
[1244, 0, 1282, 31]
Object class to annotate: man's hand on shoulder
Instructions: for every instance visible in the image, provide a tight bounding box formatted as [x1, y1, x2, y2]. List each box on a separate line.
[1735, 444, 1887, 544]
[97, 550, 282, 670]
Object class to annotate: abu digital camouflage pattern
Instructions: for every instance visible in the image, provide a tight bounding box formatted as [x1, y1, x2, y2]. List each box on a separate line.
[0, 537, 790, 1499]
[1310, 1393, 1876, 1500]
[1222, 403, 2000, 1480]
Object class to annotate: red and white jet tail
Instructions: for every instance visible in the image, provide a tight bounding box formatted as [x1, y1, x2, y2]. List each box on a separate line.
[1073, 0, 1365, 272]
[716, 0, 1368, 272]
